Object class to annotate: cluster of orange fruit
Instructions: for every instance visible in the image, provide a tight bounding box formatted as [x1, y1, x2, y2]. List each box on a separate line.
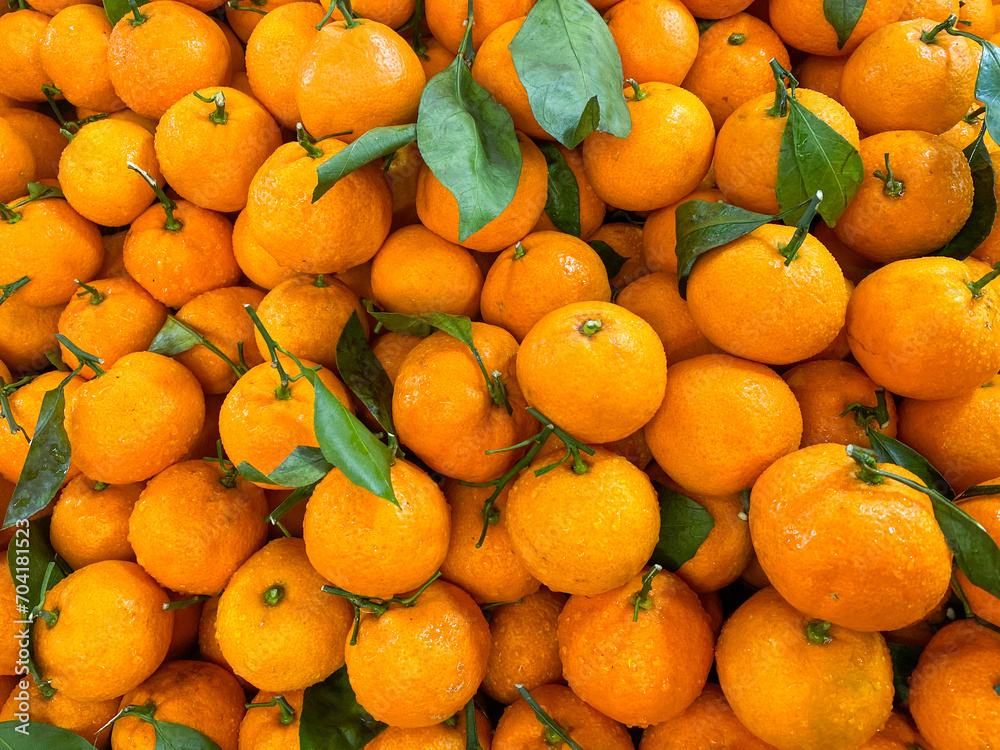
[1, 0, 1000, 747]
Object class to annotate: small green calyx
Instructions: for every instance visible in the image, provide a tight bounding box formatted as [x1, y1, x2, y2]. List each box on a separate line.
[805, 619, 834, 645]
[630, 564, 662, 622]
[335, 0, 361, 28]
[579, 319, 602, 337]
[0, 276, 29, 305]
[846, 444, 884, 485]
[513, 241, 527, 260]
[840, 388, 891, 431]
[263, 585, 285, 607]
[625, 79, 647, 101]
[543, 727, 564, 745]
[246, 694, 297, 725]
[126, 162, 182, 232]
[94, 481, 109, 491]
[0, 201, 22, 225]
[125, 0, 148, 25]
[75, 280, 105, 306]
[192, 90, 228, 125]
[314, 273, 328, 287]
[323, 571, 441, 646]
[727, 32, 746, 45]
[920, 13, 956, 44]
[873, 153, 904, 198]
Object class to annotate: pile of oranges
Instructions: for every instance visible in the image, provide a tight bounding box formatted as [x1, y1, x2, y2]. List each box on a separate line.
[1, 0, 1000, 747]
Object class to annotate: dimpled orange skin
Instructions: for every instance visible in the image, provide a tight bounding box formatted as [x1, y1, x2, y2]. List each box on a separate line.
[40, 5, 125, 113]
[371, 225, 485, 319]
[439, 482, 540, 605]
[559, 568, 714, 727]
[155, 87, 282, 213]
[840, 18, 977, 136]
[296, 19, 425, 143]
[752, 443, 952, 627]
[173, 286, 267, 395]
[953, 488, 1000, 626]
[246, 138, 392, 274]
[642, 189, 726, 275]
[347, 580, 491, 728]
[590, 222, 649, 287]
[0, 297, 61, 376]
[392, 323, 534, 483]
[846, 257, 1000, 401]
[769, 0, 907, 56]
[34, 560, 172, 702]
[237, 689, 303, 750]
[231, 209, 304, 291]
[303, 459, 451, 599]
[216, 538, 354, 691]
[532, 145, 607, 238]
[58, 119, 162, 227]
[425, 0, 537, 54]
[3, 109, 66, 180]
[57, 277, 168, 379]
[65, 352, 206, 485]
[795, 54, 850, 102]
[197, 595, 232, 672]
[782, 360, 898, 449]
[50, 475, 141, 570]
[717, 587, 895, 750]
[908, 619, 1000, 749]
[638, 684, 779, 750]
[493, 683, 634, 750]
[417, 134, 548, 252]
[857, 712, 929, 750]
[0, 681, 119, 749]
[835, 131, 973, 262]
[615, 272, 718, 366]
[371, 331, 422, 385]
[0, 197, 104, 308]
[219, 356, 353, 489]
[605, 0, 698, 86]
[961, 0, 997, 35]
[681, 13, 792, 131]
[325, 0, 416, 29]
[681, 0, 755, 18]
[0, 372, 85, 484]
[481, 231, 612, 342]
[669, 486, 753, 594]
[505, 446, 661, 596]
[366, 709, 494, 750]
[714, 88, 861, 215]
[0, 11, 54, 102]
[517, 302, 667, 444]
[645, 354, 803, 496]
[110, 660, 245, 750]
[482, 587, 565, 705]
[583, 83, 714, 212]
[225, 0, 296, 43]
[0, 117, 35, 203]
[107, 1, 233, 121]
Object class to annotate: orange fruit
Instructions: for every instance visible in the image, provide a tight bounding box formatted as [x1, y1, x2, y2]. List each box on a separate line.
[0, 681, 119, 750]
[366, 709, 494, 749]
[858, 712, 929, 750]
[49, 474, 141, 570]
[424, 0, 536, 54]
[587, 223, 647, 287]
[0, 10, 54, 102]
[346, 579, 491, 728]
[505, 445, 661, 596]
[531, 144, 607, 238]
[846, 257, 1000, 401]
[952, 486, 1000, 626]
[226, 0, 298, 43]
[417, 133, 548, 252]
[558, 567, 714, 727]
[795, 53, 850, 103]
[392, 322, 534, 483]
[197, 594, 233, 673]
[2, 109, 66, 180]
[383, 139, 424, 230]
[840, 18, 977, 135]
[810, 221, 879, 284]
[641, 188, 726, 275]
[216, 537, 354, 691]
[480, 230, 612, 342]
[328, 0, 416, 28]
[960, 0, 997, 35]
[681, 13, 792, 131]
[0, 115, 35, 203]
[231, 209, 304, 291]
[644, 353, 802, 496]
[370, 330, 422, 385]
[371, 224, 485, 319]
[908, 619, 1000, 749]
[0, 295, 61, 376]
[583, 82, 715, 212]
[164, 589, 203, 661]
[716, 587, 895, 750]
[237, 689, 303, 750]
[482, 587, 565, 705]
[604, 0, 699, 86]
[769, 0, 907, 56]
[40, 5, 125, 113]
[296, 15, 425, 142]
[303, 458, 451, 599]
[65, 352, 206, 484]
[682, 0, 755, 17]
[107, 0, 233, 121]
[34, 560, 173, 702]
[415, 36, 454, 81]
[516, 301, 667, 444]
[0, 563, 28, 674]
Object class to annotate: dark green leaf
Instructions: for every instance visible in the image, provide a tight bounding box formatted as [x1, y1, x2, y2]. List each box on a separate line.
[589, 240, 627, 281]
[887, 642, 922, 704]
[4, 383, 72, 529]
[775, 117, 808, 222]
[267, 482, 318, 526]
[362, 300, 433, 337]
[299, 666, 386, 750]
[0, 721, 95, 749]
[335, 312, 398, 450]
[6, 517, 69, 616]
[649, 484, 715, 572]
[416, 53, 521, 241]
[867, 429, 954, 499]
[933, 122, 997, 260]
[971, 37, 1000, 147]
[538, 143, 581, 237]
[153, 721, 222, 750]
[23, 183, 64, 202]
[931, 493, 1000, 599]
[147, 316, 202, 356]
[958, 484, 1000, 500]
[823, 0, 866, 49]
[237, 446, 333, 488]
[366, 307, 475, 349]
[103, 0, 148, 26]
[509, 0, 631, 148]
[313, 125, 417, 202]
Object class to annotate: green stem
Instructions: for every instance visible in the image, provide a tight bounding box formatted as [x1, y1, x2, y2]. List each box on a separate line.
[921, 13, 957, 43]
[126, 0, 147, 25]
[0, 276, 29, 303]
[778, 190, 823, 266]
[465, 699, 481, 750]
[263, 585, 285, 607]
[335, 0, 360, 27]
[226, 0, 268, 13]
[625, 79, 647, 101]
[965, 105, 987, 124]
[805, 619, 833, 644]
[0, 202, 21, 225]
[244, 305, 292, 399]
[126, 162, 181, 232]
[873, 153, 904, 198]
[457, 0, 474, 61]
[394, 571, 441, 607]
[315, 0, 336, 27]
[54, 334, 105, 377]
[579, 318, 602, 336]
[32, 562, 59, 628]
[245, 695, 297, 725]
[766, 58, 798, 118]
[296, 123, 324, 159]
[74, 280, 104, 306]
[513, 241, 526, 260]
[967, 263, 1000, 298]
[40, 85, 67, 128]
[162, 595, 210, 610]
[515, 686, 584, 750]
[840, 388, 891, 430]
[203, 440, 240, 488]
[407, 0, 427, 58]
[631, 564, 662, 622]
[192, 90, 228, 125]
[1, 376, 31, 441]
[314, 274, 327, 287]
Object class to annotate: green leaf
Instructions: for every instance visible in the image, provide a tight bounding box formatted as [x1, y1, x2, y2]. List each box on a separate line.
[958, 484, 1000, 500]
[866, 429, 954, 500]
[335, 312, 399, 453]
[299, 666, 386, 750]
[649, 484, 715, 572]
[237, 446, 333, 488]
[887, 642, 922, 704]
[538, 143, 581, 237]
[103, 0, 148, 25]
[509, 0, 631, 148]
[823, 0, 866, 49]
[6, 517, 69, 616]
[147, 316, 202, 356]
[932, 494, 1000, 599]
[933, 122, 997, 260]
[365, 306, 475, 348]
[0, 721, 95, 749]
[589, 240, 627, 281]
[267, 482, 318, 526]
[776, 99, 863, 227]
[153, 721, 222, 750]
[3, 382, 72, 529]
[23, 183, 64, 202]
[416, 52, 521, 241]
[313, 125, 417, 202]
[970, 37, 1000, 147]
